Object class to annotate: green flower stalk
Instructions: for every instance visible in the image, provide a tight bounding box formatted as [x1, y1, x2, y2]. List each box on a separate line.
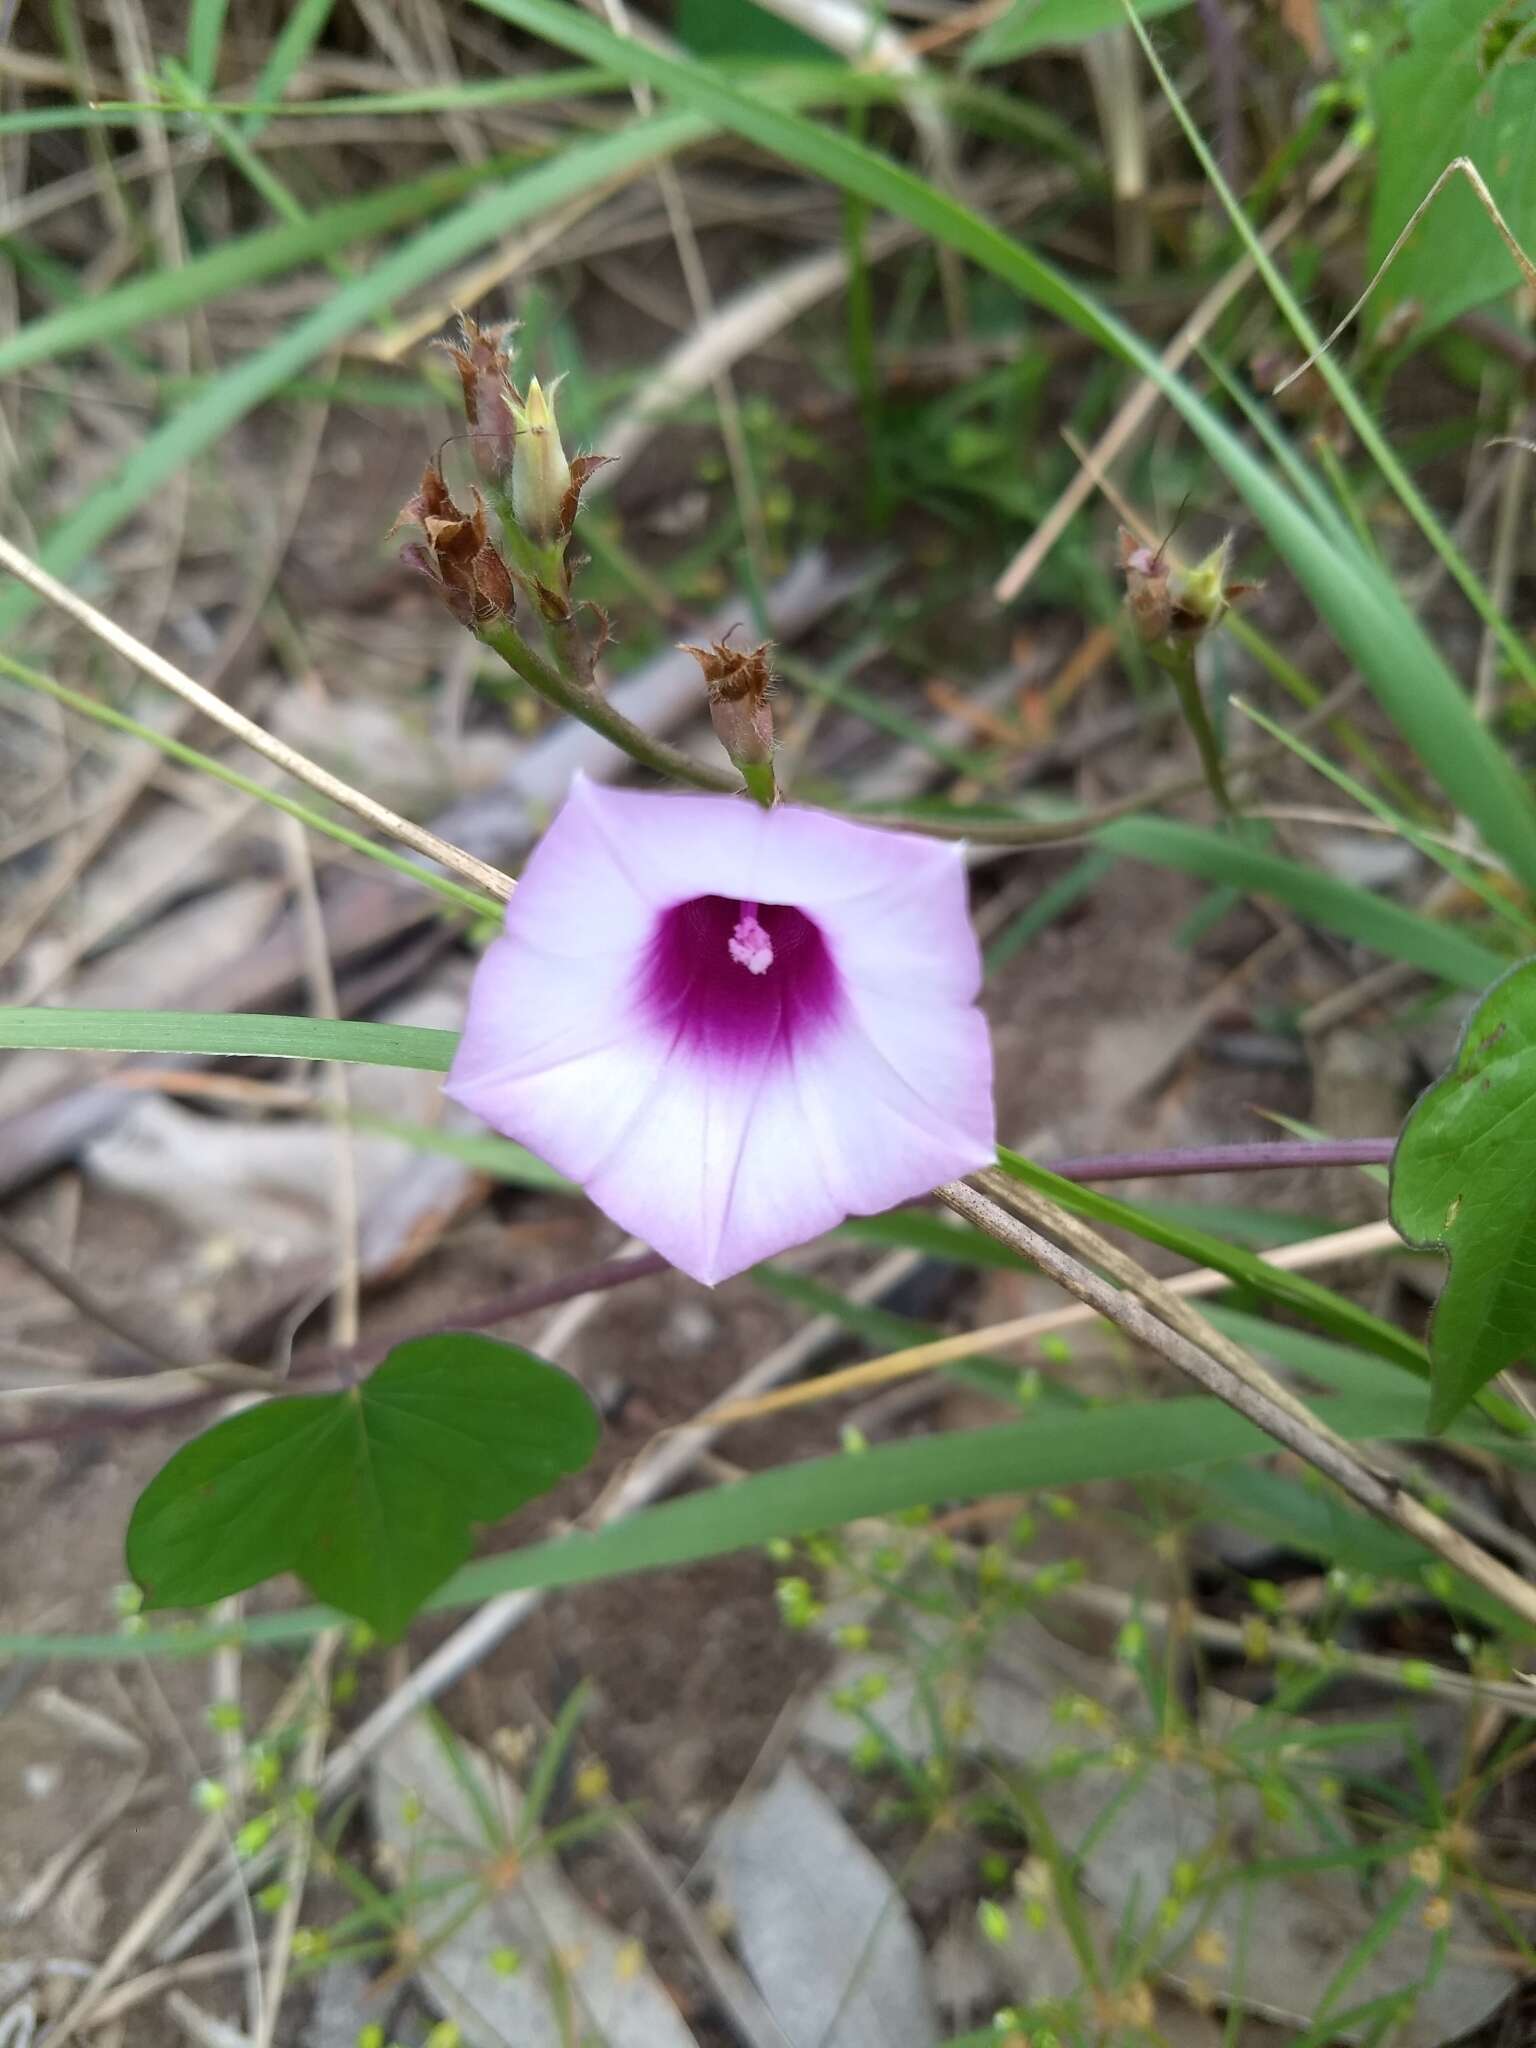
[1119, 528, 1254, 816]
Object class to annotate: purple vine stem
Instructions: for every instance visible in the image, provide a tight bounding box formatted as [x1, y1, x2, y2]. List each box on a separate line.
[1047, 1138, 1394, 1181]
[2, 1138, 1397, 1446]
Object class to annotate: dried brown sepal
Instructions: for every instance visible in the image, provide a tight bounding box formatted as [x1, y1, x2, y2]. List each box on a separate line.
[530, 577, 572, 626]
[580, 599, 613, 668]
[390, 460, 459, 537]
[680, 633, 776, 707]
[393, 460, 516, 631]
[557, 454, 615, 541]
[682, 633, 776, 769]
[437, 313, 520, 483]
[1117, 527, 1172, 643]
[550, 598, 614, 692]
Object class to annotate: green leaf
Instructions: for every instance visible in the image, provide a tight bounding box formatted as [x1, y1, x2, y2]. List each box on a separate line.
[126, 1334, 599, 1637]
[968, 0, 1189, 63]
[1368, 0, 1536, 333]
[1391, 957, 1536, 1429]
[0, 1008, 456, 1070]
[1095, 816, 1508, 990]
[676, 0, 823, 58]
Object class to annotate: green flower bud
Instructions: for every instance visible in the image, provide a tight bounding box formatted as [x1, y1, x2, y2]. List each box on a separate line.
[512, 377, 573, 547]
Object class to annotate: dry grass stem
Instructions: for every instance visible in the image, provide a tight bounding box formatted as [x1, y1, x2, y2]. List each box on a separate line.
[936, 1178, 1536, 1631]
[994, 139, 1359, 602]
[0, 534, 516, 903]
[707, 1217, 1403, 1425]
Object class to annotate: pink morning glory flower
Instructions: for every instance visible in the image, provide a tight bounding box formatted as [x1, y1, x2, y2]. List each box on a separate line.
[444, 775, 996, 1285]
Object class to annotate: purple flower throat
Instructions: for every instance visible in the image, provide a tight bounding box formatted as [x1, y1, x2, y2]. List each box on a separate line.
[640, 894, 841, 1058]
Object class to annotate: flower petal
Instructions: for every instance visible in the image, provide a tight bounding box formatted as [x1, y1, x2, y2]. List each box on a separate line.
[564, 774, 967, 916]
[810, 838, 982, 1004]
[579, 996, 993, 1284]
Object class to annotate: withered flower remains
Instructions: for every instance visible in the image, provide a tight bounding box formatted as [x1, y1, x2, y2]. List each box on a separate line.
[392, 461, 515, 629]
[399, 319, 612, 670]
[438, 313, 519, 486]
[1118, 527, 1254, 649]
[682, 632, 777, 804]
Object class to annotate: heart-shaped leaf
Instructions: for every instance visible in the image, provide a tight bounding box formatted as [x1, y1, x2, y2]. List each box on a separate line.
[1391, 959, 1536, 1431]
[126, 1333, 599, 1637]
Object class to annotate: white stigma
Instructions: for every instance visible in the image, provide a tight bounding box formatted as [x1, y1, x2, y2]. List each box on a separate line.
[728, 904, 774, 976]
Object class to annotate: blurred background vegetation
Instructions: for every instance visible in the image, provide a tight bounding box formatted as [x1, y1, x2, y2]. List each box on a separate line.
[3, 0, 1536, 2043]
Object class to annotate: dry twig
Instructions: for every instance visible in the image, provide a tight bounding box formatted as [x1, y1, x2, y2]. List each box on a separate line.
[0, 535, 515, 904]
[936, 1177, 1536, 1631]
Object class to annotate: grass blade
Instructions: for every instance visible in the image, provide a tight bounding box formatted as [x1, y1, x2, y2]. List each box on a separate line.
[0, 156, 526, 382]
[995, 1147, 1434, 1379]
[1096, 816, 1508, 989]
[0, 1010, 457, 1070]
[0, 652, 500, 918]
[186, 0, 230, 94]
[1231, 696, 1536, 943]
[240, 0, 337, 136]
[1124, 0, 1536, 699]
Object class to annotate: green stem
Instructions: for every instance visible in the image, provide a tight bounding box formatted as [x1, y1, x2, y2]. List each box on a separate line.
[479, 620, 739, 793]
[550, 610, 597, 692]
[1158, 641, 1233, 816]
[739, 758, 778, 809]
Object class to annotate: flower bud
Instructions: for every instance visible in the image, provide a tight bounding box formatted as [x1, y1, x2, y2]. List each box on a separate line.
[682, 634, 777, 804]
[1118, 527, 1253, 649]
[507, 377, 614, 552]
[392, 460, 515, 631]
[438, 314, 519, 485]
[511, 376, 572, 547]
[1170, 535, 1237, 636]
